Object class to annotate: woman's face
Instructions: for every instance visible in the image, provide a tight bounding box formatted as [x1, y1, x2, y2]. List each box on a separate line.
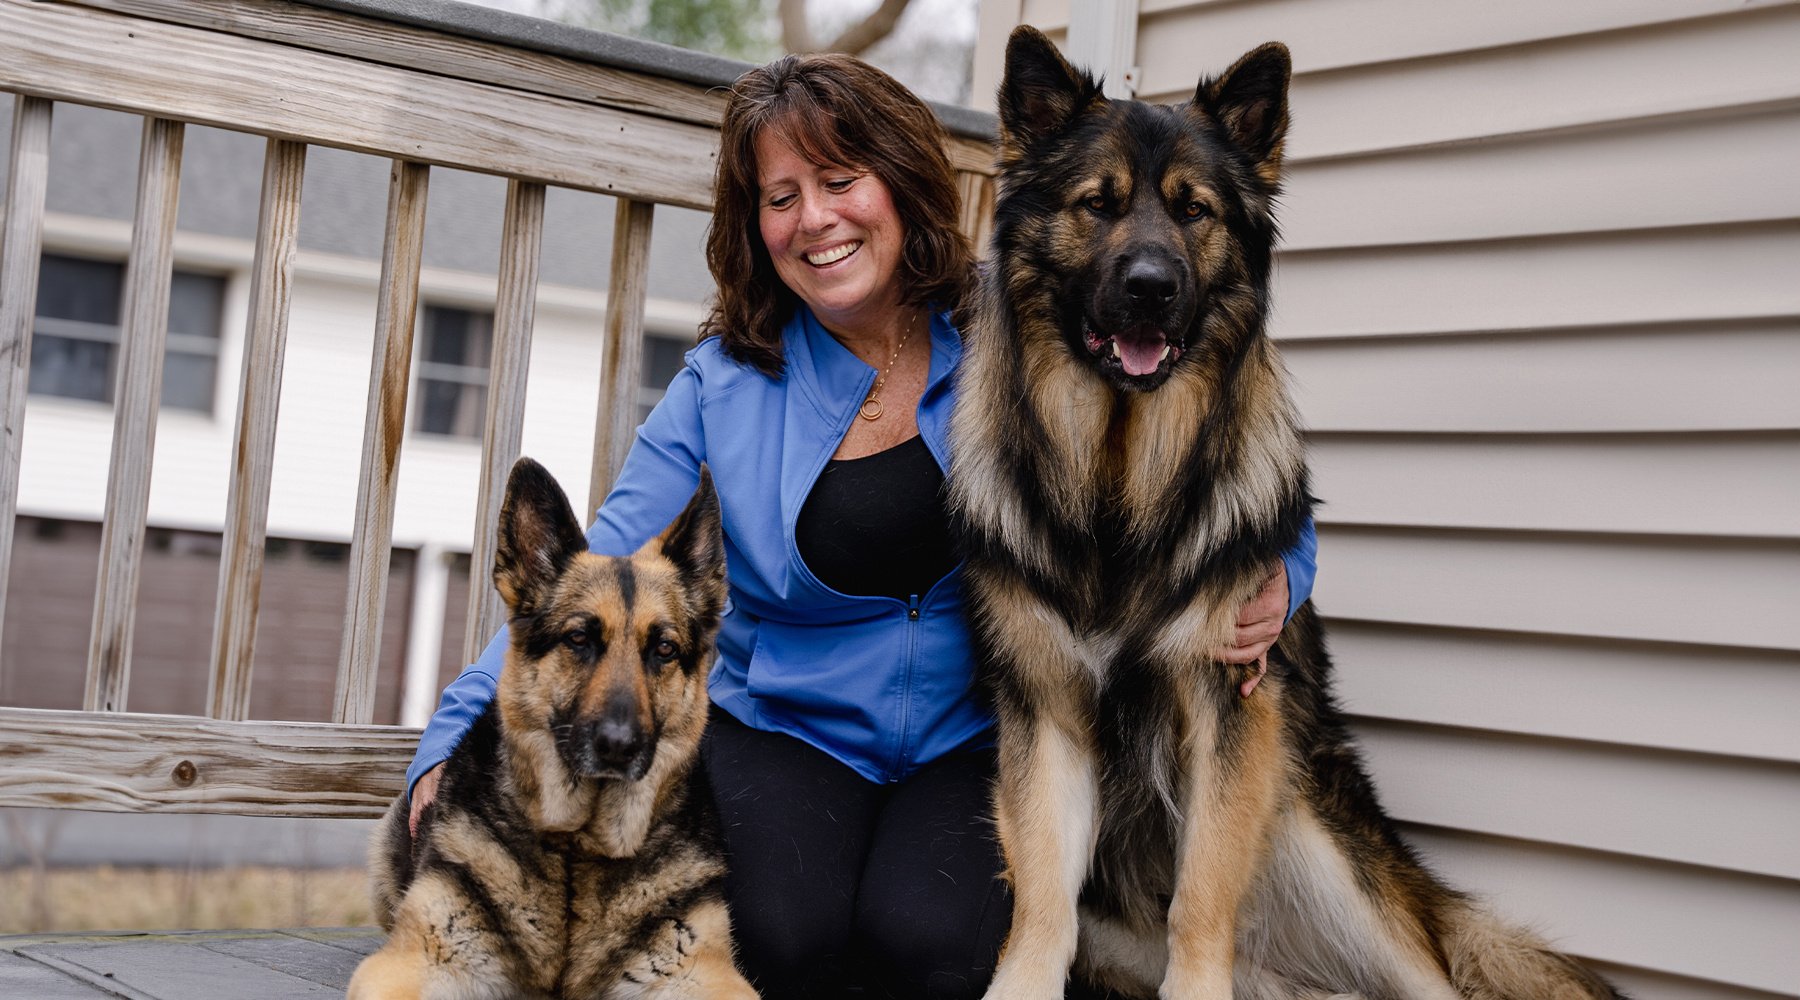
[755, 128, 907, 338]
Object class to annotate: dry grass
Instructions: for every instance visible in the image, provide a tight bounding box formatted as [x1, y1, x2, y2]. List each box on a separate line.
[0, 865, 374, 934]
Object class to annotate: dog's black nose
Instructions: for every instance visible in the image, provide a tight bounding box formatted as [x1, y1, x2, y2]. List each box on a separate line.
[592, 715, 644, 766]
[573, 691, 648, 775]
[1124, 257, 1179, 307]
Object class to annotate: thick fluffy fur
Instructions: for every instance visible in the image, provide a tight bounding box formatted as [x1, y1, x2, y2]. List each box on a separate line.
[952, 27, 1625, 1000]
[349, 460, 756, 1000]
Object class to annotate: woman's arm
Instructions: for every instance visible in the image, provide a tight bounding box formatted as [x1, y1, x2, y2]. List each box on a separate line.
[403, 357, 711, 813]
[1280, 515, 1317, 622]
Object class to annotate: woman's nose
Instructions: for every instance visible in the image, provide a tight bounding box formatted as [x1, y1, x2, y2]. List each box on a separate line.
[798, 190, 837, 232]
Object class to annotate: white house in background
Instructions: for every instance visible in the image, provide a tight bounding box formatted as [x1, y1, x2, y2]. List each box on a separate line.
[973, 2, 1800, 999]
[0, 99, 714, 729]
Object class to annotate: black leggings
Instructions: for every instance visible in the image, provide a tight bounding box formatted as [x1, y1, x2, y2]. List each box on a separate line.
[702, 706, 1012, 999]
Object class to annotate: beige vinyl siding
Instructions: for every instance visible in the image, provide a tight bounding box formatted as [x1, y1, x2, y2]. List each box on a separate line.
[1285, 326, 1800, 433]
[978, 0, 1800, 996]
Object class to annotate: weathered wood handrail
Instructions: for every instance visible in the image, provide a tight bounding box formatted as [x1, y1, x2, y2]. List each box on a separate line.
[0, 0, 997, 817]
[0, 705, 416, 817]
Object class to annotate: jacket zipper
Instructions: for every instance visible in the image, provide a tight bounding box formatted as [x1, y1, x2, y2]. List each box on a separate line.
[893, 592, 922, 779]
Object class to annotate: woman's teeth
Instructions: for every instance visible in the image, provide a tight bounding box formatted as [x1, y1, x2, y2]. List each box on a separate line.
[806, 241, 861, 266]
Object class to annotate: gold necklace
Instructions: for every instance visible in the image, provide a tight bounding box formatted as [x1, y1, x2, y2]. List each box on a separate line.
[858, 311, 919, 422]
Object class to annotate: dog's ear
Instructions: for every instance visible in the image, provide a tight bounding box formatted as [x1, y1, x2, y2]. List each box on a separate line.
[647, 468, 726, 619]
[1197, 42, 1291, 184]
[998, 26, 1104, 152]
[494, 457, 588, 615]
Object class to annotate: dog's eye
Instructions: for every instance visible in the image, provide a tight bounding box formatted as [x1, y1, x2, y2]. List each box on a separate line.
[565, 629, 591, 648]
[653, 639, 679, 661]
[1084, 195, 1108, 215]
[1182, 200, 1210, 221]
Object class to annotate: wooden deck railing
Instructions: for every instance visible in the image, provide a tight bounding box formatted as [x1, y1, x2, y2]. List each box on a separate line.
[0, 0, 997, 818]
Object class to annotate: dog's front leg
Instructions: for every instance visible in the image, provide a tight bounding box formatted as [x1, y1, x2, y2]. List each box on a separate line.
[1160, 680, 1286, 1000]
[608, 900, 758, 1000]
[349, 928, 528, 1000]
[984, 704, 1100, 1000]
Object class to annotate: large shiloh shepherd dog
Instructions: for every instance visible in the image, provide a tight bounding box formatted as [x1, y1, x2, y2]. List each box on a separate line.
[349, 459, 756, 1000]
[952, 27, 1624, 1000]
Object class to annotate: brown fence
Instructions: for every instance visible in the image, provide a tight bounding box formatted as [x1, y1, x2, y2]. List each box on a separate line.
[0, 0, 997, 818]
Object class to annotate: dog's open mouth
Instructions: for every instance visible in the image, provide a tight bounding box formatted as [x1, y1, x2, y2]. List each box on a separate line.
[1085, 322, 1183, 378]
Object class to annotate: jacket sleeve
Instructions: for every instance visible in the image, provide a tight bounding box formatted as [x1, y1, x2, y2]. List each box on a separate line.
[1280, 515, 1318, 624]
[404, 357, 710, 799]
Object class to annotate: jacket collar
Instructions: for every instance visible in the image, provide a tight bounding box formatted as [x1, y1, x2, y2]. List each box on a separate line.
[785, 305, 962, 420]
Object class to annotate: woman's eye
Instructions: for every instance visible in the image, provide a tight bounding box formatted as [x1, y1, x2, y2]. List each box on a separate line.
[767, 194, 794, 209]
[825, 177, 856, 192]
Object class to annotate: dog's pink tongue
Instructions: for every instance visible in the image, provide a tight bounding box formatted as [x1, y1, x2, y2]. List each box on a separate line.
[1116, 330, 1166, 376]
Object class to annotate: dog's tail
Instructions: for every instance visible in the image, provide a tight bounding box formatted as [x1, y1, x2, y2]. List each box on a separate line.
[1438, 901, 1627, 1000]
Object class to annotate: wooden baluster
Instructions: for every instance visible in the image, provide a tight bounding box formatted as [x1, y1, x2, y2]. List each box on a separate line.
[958, 170, 996, 256]
[462, 179, 545, 664]
[206, 138, 307, 721]
[0, 95, 53, 659]
[587, 198, 654, 520]
[84, 116, 184, 714]
[334, 159, 428, 725]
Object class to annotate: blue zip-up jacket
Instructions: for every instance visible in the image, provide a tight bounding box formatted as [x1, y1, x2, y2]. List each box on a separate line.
[407, 306, 1318, 793]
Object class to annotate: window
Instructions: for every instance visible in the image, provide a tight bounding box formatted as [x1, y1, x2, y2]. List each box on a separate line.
[638, 332, 692, 424]
[414, 304, 493, 439]
[30, 253, 226, 413]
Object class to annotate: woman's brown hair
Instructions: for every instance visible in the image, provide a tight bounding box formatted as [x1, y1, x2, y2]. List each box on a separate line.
[702, 53, 973, 377]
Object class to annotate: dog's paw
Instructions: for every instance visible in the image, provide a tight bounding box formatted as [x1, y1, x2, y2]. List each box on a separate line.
[346, 947, 426, 1000]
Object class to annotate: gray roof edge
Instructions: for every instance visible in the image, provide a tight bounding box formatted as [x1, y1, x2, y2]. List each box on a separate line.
[296, 0, 996, 142]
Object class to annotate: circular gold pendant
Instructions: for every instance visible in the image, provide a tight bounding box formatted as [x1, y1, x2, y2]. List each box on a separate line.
[859, 398, 883, 421]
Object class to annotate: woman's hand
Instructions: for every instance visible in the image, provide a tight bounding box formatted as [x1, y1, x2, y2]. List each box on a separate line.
[1214, 563, 1288, 697]
[409, 763, 445, 838]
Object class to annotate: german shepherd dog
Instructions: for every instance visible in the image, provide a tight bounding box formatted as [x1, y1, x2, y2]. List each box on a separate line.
[951, 27, 1624, 1000]
[349, 459, 756, 1000]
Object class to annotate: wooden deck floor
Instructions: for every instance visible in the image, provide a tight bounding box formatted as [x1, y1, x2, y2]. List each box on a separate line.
[0, 927, 382, 998]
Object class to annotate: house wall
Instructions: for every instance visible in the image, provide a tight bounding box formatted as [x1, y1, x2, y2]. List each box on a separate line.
[975, 2, 1800, 998]
[1, 515, 413, 723]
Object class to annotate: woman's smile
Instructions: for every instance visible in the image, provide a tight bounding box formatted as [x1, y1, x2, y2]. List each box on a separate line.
[805, 240, 862, 267]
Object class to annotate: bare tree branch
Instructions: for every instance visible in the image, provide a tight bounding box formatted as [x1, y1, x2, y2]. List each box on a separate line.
[778, 0, 815, 53]
[824, 0, 913, 55]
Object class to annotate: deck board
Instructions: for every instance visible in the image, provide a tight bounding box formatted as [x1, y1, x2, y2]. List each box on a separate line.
[0, 928, 384, 999]
[0, 948, 114, 999]
[284, 927, 384, 957]
[194, 932, 369, 989]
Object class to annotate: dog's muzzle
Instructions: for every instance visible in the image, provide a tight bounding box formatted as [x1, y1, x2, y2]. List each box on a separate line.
[569, 698, 656, 781]
[1083, 250, 1194, 384]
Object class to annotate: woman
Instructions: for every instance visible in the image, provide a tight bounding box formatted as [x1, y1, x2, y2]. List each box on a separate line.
[407, 53, 1315, 999]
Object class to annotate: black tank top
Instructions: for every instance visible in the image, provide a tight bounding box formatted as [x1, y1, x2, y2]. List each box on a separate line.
[796, 435, 956, 602]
